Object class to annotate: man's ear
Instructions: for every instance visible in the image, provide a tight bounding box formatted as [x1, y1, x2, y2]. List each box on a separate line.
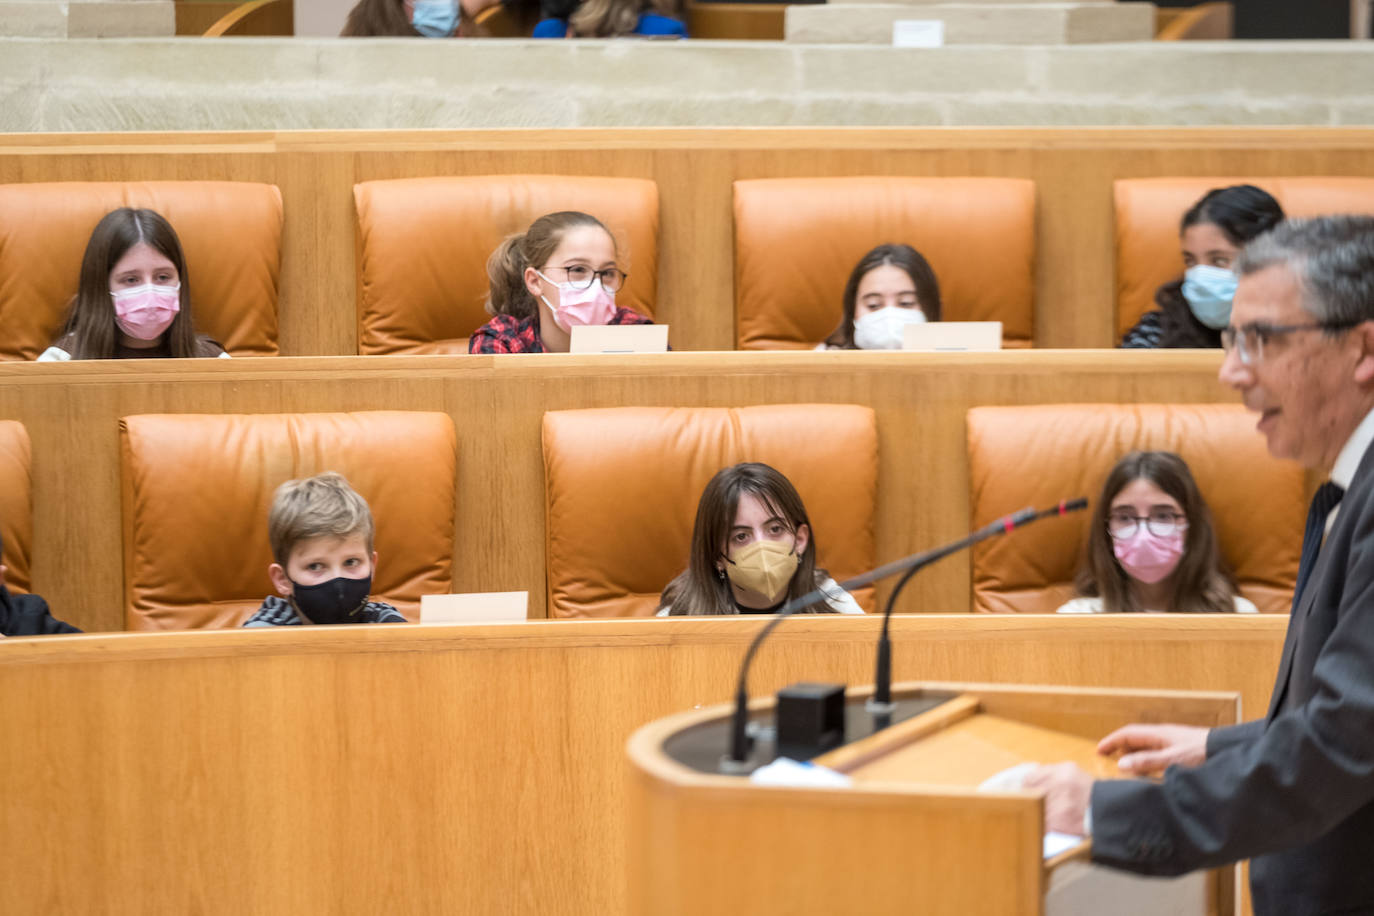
[268, 563, 293, 598]
[1354, 321, 1374, 386]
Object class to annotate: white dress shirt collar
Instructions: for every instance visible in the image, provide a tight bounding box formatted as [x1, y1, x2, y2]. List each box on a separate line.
[1332, 405, 1374, 491]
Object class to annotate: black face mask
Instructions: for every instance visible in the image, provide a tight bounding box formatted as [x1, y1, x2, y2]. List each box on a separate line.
[290, 575, 372, 624]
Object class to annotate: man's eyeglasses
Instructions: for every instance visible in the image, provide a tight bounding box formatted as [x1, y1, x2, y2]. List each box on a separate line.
[1107, 510, 1187, 540]
[1220, 319, 1359, 366]
[539, 265, 627, 293]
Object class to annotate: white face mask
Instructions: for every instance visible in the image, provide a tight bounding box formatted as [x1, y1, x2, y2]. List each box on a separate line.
[853, 306, 927, 350]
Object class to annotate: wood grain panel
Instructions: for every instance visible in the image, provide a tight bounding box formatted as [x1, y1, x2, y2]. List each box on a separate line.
[3, 128, 1374, 354]
[0, 350, 1238, 631]
[0, 613, 1282, 915]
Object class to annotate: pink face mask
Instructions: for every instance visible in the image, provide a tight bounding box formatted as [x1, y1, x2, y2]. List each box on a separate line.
[537, 272, 617, 332]
[1113, 528, 1185, 584]
[111, 284, 180, 341]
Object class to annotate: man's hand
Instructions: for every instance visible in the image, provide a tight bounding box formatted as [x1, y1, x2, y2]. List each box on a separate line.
[1024, 762, 1094, 835]
[1098, 723, 1208, 775]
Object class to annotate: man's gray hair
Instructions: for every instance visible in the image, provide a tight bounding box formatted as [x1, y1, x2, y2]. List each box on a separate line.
[1238, 214, 1374, 325]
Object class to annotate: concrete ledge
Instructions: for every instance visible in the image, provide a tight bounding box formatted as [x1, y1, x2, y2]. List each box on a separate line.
[1, 0, 175, 37]
[67, 1, 176, 38]
[786, 3, 1154, 45]
[0, 3, 70, 38]
[1, 38, 1373, 131]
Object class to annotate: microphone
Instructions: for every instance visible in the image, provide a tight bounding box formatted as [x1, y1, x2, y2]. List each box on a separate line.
[722, 497, 1088, 771]
[868, 497, 1088, 715]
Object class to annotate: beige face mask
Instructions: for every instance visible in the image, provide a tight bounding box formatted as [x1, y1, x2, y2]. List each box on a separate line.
[723, 539, 801, 604]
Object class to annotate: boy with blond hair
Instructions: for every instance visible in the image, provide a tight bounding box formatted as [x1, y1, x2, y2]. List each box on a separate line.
[243, 472, 405, 627]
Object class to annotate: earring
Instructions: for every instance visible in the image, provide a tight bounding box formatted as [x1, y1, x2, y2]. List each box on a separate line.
[716, 566, 726, 581]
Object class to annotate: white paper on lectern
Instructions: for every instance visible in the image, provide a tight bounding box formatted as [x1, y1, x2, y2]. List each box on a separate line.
[420, 591, 528, 624]
[569, 324, 669, 353]
[749, 757, 853, 788]
[978, 764, 1084, 860]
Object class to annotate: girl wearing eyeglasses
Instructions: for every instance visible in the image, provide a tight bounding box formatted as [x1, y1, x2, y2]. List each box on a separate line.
[470, 210, 654, 354]
[1120, 185, 1284, 350]
[1058, 451, 1256, 613]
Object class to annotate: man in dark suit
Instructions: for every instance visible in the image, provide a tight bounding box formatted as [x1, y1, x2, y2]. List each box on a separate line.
[1028, 215, 1374, 915]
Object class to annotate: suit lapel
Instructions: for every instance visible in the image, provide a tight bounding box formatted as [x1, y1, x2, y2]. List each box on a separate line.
[1266, 551, 1327, 721]
[1266, 447, 1374, 720]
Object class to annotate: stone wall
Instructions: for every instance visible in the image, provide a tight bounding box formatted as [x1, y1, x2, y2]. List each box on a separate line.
[2, 37, 1372, 131]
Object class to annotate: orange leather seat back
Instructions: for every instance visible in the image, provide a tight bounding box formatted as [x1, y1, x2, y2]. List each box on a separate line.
[353, 175, 660, 354]
[0, 420, 33, 594]
[120, 411, 456, 629]
[966, 403, 1305, 613]
[1115, 177, 1374, 339]
[733, 177, 1035, 349]
[542, 404, 877, 618]
[0, 181, 283, 360]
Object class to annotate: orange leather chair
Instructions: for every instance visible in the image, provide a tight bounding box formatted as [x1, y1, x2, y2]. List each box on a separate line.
[733, 177, 1036, 349]
[542, 404, 877, 618]
[0, 420, 33, 594]
[353, 175, 660, 354]
[966, 403, 1305, 613]
[1115, 177, 1374, 341]
[119, 411, 456, 629]
[0, 181, 283, 361]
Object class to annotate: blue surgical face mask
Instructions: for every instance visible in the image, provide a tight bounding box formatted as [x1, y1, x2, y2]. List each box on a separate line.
[412, 0, 458, 37]
[1181, 264, 1237, 330]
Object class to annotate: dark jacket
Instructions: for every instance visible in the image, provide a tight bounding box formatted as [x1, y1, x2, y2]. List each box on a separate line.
[1090, 440, 1374, 915]
[0, 587, 80, 636]
[1119, 280, 1223, 350]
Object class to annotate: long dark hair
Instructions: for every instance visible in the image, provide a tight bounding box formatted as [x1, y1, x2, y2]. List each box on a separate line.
[54, 208, 218, 360]
[823, 243, 941, 349]
[1180, 184, 1284, 246]
[340, 0, 421, 35]
[485, 211, 616, 321]
[660, 462, 832, 616]
[1075, 451, 1239, 612]
[1147, 185, 1285, 349]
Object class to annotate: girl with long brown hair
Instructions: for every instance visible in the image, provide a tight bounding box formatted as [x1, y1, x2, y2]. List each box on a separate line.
[820, 243, 942, 350]
[38, 208, 227, 362]
[469, 210, 653, 353]
[1058, 451, 1255, 613]
[658, 462, 862, 616]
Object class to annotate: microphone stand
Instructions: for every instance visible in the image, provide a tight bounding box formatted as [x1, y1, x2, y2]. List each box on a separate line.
[723, 498, 1088, 772]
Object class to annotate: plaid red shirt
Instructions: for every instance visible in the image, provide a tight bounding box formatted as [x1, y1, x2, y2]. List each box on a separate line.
[468, 309, 652, 354]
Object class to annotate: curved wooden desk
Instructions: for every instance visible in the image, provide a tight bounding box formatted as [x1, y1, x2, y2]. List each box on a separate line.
[0, 615, 1276, 914]
[628, 681, 1238, 915]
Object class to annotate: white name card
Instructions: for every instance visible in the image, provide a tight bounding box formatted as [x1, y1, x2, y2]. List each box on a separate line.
[903, 321, 1003, 352]
[420, 591, 528, 624]
[569, 324, 669, 354]
[893, 19, 945, 48]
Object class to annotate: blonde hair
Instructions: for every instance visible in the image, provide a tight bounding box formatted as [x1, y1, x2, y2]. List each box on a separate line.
[268, 472, 375, 567]
[484, 211, 616, 319]
[570, 0, 680, 35]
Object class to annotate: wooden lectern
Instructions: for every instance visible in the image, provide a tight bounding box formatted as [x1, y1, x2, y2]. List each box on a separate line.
[627, 681, 1240, 916]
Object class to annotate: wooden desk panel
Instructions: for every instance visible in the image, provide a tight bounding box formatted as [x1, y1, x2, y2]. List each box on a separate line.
[0, 614, 1283, 915]
[0, 351, 1239, 631]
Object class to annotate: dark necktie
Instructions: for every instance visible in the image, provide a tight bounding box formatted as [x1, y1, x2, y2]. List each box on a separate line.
[1293, 481, 1345, 610]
